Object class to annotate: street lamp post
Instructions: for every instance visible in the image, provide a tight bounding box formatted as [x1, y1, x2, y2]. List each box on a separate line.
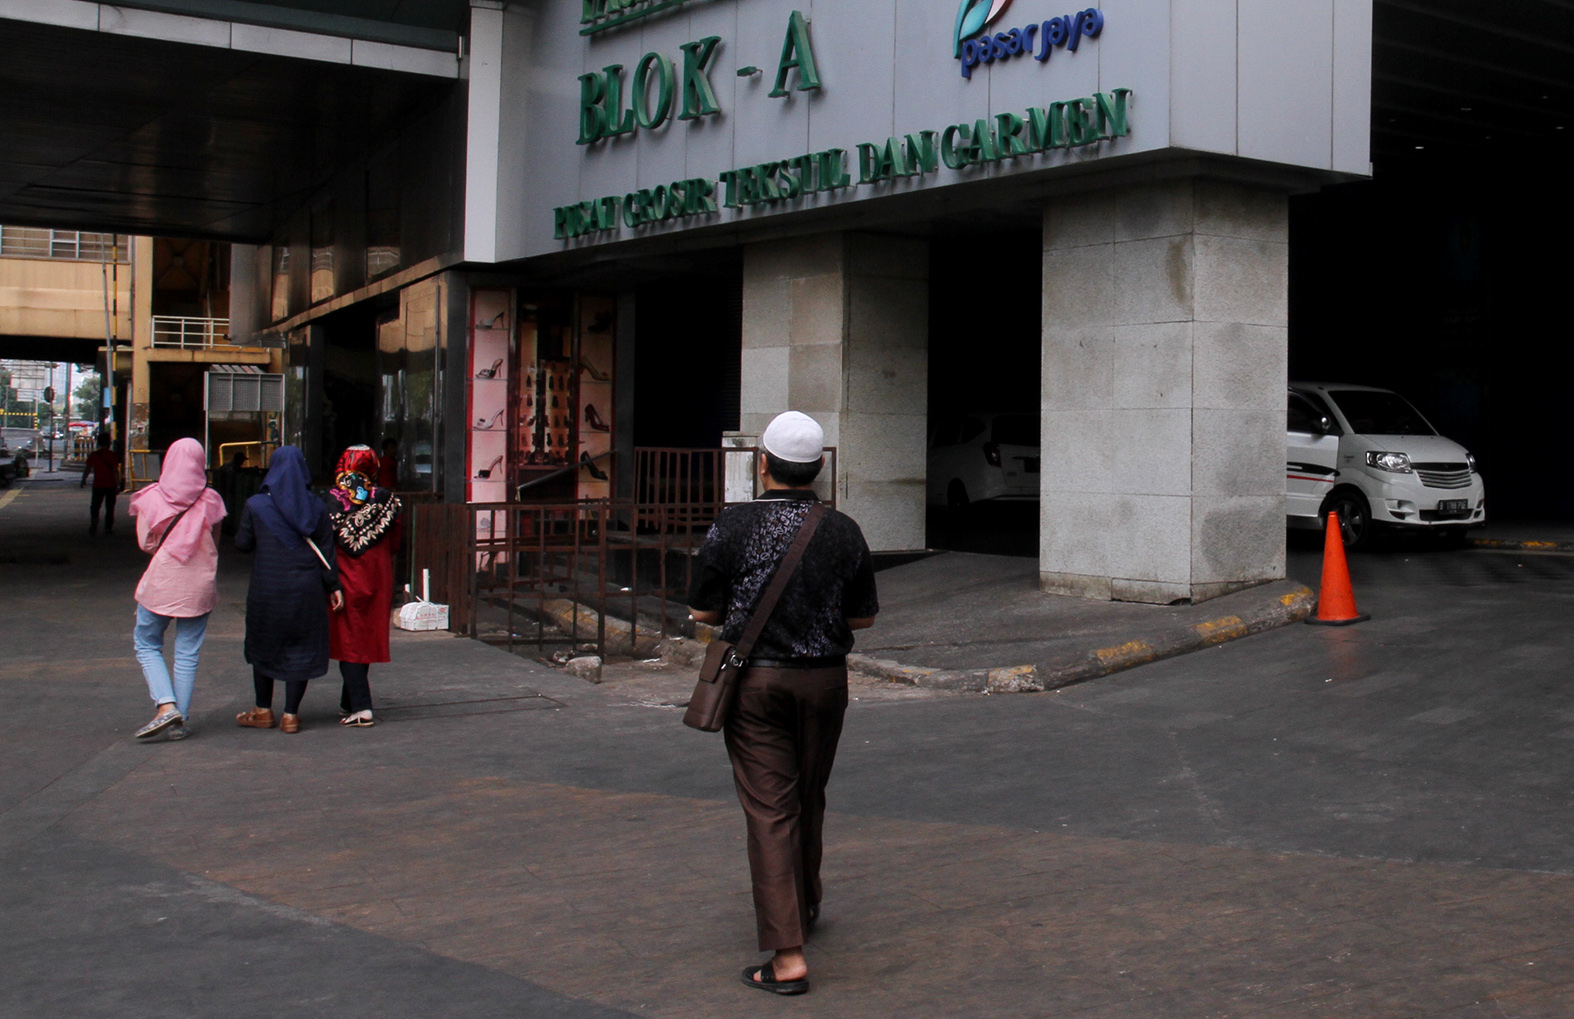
[46, 363, 54, 473]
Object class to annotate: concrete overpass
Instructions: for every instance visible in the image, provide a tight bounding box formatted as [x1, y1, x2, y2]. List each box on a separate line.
[0, 0, 467, 240]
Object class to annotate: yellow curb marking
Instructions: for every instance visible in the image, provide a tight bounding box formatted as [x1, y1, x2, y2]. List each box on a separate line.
[0, 485, 23, 512]
[986, 664, 1042, 694]
[1193, 615, 1247, 644]
[1095, 639, 1155, 668]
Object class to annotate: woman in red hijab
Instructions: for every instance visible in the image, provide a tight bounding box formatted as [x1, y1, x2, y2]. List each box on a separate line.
[327, 445, 402, 726]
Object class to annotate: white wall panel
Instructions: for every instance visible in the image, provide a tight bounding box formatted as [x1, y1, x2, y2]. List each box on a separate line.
[1169, 0, 1236, 155]
[1099, 0, 1171, 151]
[1332, 0, 1372, 174]
[464, 6, 505, 262]
[732, 0, 810, 170]
[892, 0, 987, 149]
[1238, 0, 1333, 168]
[674, 6, 740, 183]
[806, 0, 897, 155]
[492, 6, 536, 264]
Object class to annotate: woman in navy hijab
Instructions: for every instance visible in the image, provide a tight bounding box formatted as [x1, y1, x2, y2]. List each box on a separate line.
[233, 446, 343, 733]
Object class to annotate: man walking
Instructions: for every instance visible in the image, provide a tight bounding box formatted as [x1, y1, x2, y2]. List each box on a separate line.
[81, 434, 122, 535]
[688, 411, 879, 996]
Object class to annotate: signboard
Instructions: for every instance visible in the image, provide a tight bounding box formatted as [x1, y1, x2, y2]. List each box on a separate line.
[476, 0, 1370, 262]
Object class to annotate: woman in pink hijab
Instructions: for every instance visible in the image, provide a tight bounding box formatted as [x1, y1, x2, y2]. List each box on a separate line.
[126, 437, 228, 740]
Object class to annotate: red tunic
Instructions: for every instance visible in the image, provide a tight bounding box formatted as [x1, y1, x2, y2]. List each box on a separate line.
[330, 533, 394, 664]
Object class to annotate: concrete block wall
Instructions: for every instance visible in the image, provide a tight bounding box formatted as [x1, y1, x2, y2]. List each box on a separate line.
[738, 232, 928, 551]
[1040, 179, 1288, 603]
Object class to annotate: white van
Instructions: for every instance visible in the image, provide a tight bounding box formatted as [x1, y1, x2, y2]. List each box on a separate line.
[1286, 383, 1486, 549]
[927, 412, 1040, 509]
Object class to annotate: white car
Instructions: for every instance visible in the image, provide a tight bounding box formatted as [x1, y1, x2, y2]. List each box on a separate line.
[1287, 383, 1485, 548]
[927, 412, 1040, 508]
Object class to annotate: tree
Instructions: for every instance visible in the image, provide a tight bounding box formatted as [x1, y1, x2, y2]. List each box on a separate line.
[72, 376, 99, 422]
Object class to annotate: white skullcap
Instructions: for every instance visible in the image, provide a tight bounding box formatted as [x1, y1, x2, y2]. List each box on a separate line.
[761, 411, 824, 463]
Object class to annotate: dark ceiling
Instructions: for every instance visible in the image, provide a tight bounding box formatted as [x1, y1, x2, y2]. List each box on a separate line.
[1372, 0, 1574, 166]
[0, 2, 1572, 242]
[0, 16, 458, 240]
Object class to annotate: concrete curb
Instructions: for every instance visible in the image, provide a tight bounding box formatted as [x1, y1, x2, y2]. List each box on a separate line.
[1470, 537, 1574, 554]
[657, 580, 1317, 695]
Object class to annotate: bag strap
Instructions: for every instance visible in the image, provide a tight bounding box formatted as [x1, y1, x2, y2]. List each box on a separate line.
[152, 498, 200, 555]
[734, 502, 825, 662]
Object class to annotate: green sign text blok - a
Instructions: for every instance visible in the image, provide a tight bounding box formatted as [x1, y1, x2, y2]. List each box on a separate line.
[579, 36, 721, 145]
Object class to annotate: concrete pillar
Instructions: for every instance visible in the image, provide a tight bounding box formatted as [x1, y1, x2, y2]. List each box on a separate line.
[738, 233, 928, 551]
[1040, 179, 1288, 604]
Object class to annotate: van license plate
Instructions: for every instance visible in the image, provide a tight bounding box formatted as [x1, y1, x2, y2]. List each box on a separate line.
[1437, 499, 1468, 517]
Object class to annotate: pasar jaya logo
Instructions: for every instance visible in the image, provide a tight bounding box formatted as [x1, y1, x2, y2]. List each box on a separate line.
[954, 1, 1105, 79]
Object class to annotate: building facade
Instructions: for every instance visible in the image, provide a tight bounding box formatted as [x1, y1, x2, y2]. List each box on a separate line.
[0, 227, 283, 478]
[227, 0, 1370, 604]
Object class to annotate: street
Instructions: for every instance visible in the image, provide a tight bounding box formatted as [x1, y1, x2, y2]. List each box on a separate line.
[2, 481, 1572, 1018]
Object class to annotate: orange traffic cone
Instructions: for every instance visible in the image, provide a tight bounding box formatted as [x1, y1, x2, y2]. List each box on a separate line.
[1306, 510, 1370, 626]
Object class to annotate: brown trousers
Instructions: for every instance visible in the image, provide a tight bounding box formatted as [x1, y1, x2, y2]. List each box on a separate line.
[723, 664, 849, 951]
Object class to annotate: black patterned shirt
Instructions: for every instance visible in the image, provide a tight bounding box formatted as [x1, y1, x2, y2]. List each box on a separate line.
[688, 490, 879, 660]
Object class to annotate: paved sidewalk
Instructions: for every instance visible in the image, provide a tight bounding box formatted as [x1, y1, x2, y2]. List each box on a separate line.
[5, 482, 1574, 1018]
[844, 553, 1311, 690]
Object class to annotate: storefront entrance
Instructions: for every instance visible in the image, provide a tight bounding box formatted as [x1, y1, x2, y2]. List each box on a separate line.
[1291, 155, 1574, 523]
[926, 228, 1041, 557]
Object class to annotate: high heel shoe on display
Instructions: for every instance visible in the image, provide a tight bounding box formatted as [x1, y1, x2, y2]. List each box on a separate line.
[478, 310, 506, 329]
[475, 358, 504, 379]
[588, 310, 614, 334]
[474, 455, 504, 479]
[580, 452, 609, 481]
[476, 409, 506, 429]
[585, 404, 611, 433]
[579, 357, 611, 382]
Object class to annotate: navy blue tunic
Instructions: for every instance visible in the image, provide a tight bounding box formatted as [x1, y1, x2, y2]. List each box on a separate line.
[235, 501, 341, 682]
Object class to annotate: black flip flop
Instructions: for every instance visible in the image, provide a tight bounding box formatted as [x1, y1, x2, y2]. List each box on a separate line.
[741, 962, 809, 996]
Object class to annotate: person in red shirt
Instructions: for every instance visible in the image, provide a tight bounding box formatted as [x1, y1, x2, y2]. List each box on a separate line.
[80, 434, 122, 535]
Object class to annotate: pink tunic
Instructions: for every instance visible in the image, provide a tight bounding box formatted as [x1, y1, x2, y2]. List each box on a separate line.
[135, 519, 221, 618]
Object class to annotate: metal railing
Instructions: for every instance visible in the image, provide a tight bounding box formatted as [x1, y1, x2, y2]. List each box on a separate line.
[126, 449, 161, 491]
[0, 226, 128, 262]
[151, 316, 241, 350]
[407, 446, 840, 668]
[64, 434, 94, 465]
[409, 499, 710, 672]
[634, 447, 727, 530]
[215, 441, 276, 470]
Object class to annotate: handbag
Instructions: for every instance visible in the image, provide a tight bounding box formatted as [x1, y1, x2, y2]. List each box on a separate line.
[682, 502, 825, 732]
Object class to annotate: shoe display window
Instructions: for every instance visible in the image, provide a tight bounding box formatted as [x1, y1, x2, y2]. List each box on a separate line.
[466, 287, 616, 504]
[514, 291, 614, 502]
[514, 293, 576, 501]
[576, 294, 615, 500]
[467, 287, 511, 504]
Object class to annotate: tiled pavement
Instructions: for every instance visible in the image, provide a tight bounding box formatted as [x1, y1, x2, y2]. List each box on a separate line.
[5, 481, 1574, 1018]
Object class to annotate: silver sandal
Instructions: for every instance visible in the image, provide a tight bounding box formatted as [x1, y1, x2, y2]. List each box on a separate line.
[134, 710, 184, 740]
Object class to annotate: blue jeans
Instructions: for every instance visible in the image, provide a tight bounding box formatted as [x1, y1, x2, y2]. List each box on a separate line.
[134, 606, 210, 718]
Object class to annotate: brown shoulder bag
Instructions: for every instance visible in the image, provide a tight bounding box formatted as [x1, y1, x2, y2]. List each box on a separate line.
[682, 502, 825, 732]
